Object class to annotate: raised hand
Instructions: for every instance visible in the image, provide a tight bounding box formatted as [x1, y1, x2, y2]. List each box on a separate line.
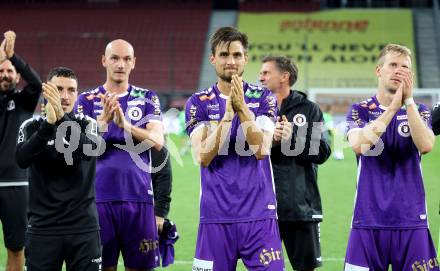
[3, 31, 16, 59]
[45, 102, 57, 124]
[97, 93, 119, 124]
[389, 84, 403, 112]
[280, 115, 292, 141]
[0, 39, 6, 63]
[274, 115, 292, 142]
[113, 105, 127, 129]
[231, 74, 245, 112]
[224, 92, 235, 121]
[42, 82, 64, 120]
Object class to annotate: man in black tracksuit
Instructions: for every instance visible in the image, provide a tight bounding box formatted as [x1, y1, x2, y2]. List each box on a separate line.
[16, 67, 102, 270]
[0, 31, 41, 271]
[433, 102, 439, 136]
[260, 56, 331, 271]
[151, 146, 172, 233]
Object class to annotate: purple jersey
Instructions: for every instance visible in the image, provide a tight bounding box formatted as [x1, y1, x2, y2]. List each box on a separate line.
[185, 82, 278, 223]
[346, 96, 432, 229]
[75, 85, 162, 203]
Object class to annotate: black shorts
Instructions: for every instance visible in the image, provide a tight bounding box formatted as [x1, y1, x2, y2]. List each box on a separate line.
[0, 186, 28, 251]
[278, 221, 322, 270]
[25, 231, 102, 271]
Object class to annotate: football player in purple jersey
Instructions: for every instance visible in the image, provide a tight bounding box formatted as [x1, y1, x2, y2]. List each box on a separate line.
[185, 26, 284, 271]
[344, 44, 438, 271]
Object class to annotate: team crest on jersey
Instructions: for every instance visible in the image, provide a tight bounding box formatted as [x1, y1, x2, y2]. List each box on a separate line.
[398, 121, 410, 137]
[6, 100, 15, 111]
[293, 114, 307, 127]
[128, 107, 142, 121]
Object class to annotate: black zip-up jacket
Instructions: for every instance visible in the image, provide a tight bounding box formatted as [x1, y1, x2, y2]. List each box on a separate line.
[432, 103, 440, 136]
[151, 146, 172, 218]
[16, 112, 101, 235]
[271, 90, 331, 222]
[0, 54, 41, 184]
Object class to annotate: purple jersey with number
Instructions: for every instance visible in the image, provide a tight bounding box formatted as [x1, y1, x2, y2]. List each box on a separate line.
[185, 82, 278, 223]
[75, 85, 162, 203]
[346, 96, 432, 229]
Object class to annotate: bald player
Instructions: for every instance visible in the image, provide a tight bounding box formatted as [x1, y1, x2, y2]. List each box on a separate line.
[75, 39, 165, 271]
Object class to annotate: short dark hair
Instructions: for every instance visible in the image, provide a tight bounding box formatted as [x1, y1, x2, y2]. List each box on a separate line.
[47, 67, 78, 82]
[210, 26, 248, 55]
[262, 55, 298, 87]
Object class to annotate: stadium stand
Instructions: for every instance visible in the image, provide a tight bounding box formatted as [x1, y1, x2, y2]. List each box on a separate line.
[2, 1, 211, 95]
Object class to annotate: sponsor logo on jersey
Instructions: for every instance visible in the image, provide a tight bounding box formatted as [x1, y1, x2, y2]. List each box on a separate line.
[207, 104, 219, 111]
[259, 248, 283, 266]
[208, 114, 220, 120]
[86, 94, 95, 100]
[247, 102, 260, 108]
[192, 258, 213, 271]
[128, 107, 142, 121]
[420, 110, 431, 122]
[398, 121, 410, 137]
[6, 100, 15, 111]
[199, 93, 215, 101]
[139, 239, 158, 254]
[128, 100, 145, 106]
[397, 115, 408, 120]
[293, 114, 307, 127]
[245, 89, 263, 99]
[130, 88, 147, 99]
[368, 103, 377, 110]
[411, 257, 439, 271]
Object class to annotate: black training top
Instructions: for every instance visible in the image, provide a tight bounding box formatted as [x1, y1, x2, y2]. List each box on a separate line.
[0, 54, 41, 185]
[16, 112, 101, 235]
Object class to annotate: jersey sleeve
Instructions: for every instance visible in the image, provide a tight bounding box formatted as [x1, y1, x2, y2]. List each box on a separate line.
[74, 93, 94, 119]
[144, 92, 162, 124]
[417, 103, 432, 129]
[255, 90, 277, 133]
[346, 103, 368, 136]
[185, 95, 208, 137]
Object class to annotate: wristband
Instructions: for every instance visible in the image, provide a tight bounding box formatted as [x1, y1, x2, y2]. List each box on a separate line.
[404, 97, 415, 107]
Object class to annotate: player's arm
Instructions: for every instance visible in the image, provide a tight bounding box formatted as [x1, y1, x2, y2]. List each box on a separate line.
[16, 107, 56, 168]
[348, 88, 402, 156]
[151, 146, 172, 233]
[194, 115, 234, 167]
[231, 75, 272, 160]
[185, 94, 233, 167]
[401, 73, 434, 154]
[4, 31, 42, 111]
[295, 105, 331, 164]
[432, 103, 440, 136]
[113, 106, 164, 151]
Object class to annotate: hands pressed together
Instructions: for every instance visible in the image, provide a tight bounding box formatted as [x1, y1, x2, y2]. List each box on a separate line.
[390, 68, 414, 111]
[274, 115, 292, 142]
[224, 74, 246, 121]
[0, 30, 16, 63]
[43, 82, 64, 124]
[97, 93, 127, 129]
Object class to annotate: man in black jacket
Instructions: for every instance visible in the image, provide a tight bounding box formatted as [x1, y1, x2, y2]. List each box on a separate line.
[433, 102, 439, 136]
[260, 56, 331, 271]
[0, 30, 41, 271]
[16, 67, 102, 270]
